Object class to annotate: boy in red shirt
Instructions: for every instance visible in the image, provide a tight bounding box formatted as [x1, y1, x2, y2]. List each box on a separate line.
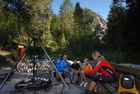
[83, 51, 116, 94]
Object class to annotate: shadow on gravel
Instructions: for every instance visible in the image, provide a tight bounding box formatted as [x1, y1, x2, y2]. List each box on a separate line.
[0, 54, 16, 68]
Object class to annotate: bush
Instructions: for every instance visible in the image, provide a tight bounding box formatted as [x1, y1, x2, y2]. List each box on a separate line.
[104, 51, 124, 63]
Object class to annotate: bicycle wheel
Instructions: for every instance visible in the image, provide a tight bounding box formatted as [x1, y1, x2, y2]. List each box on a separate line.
[41, 60, 53, 73]
[17, 61, 28, 73]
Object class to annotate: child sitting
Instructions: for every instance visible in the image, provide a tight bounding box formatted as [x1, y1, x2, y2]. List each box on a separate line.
[71, 59, 81, 84]
[80, 58, 92, 87]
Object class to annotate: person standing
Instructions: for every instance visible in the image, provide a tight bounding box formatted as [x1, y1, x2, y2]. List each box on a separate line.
[18, 43, 25, 60]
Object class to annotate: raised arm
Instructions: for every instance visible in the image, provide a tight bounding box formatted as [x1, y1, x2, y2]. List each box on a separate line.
[89, 64, 92, 70]
[84, 62, 103, 74]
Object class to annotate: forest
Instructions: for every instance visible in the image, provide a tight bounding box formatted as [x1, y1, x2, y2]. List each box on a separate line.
[0, 0, 140, 63]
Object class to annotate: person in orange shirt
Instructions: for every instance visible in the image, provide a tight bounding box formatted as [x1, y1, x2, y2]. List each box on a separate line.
[80, 58, 92, 87]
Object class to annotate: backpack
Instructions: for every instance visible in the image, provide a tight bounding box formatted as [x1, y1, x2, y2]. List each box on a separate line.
[102, 66, 117, 80]
[121, 74, 134, 89]
[118, 74, 139, 94]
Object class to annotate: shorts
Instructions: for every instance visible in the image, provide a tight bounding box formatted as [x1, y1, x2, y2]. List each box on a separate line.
[90, 75, 115, 83]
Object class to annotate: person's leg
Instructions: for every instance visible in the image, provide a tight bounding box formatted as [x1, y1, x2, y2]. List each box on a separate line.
[81, 74, 91, 87]
[83, 75, 91, 87]
[85, 81, 97, 94]
[89, 81, 96, 91]
[84, 75, 99, 94]
[56, 72, 62, 80]
[65, 77, 71, 85]
[80, 73, 85, 86]
[75, 71, 78, 80]
[80, 73, 84, 81]
[83, 74, 87, 81]
[93, 84, 98, 93]
[92, 76, 114, 93]
[71, 72, 75, 83]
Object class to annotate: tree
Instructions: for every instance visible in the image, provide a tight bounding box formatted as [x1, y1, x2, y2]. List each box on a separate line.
[50, 14, 62, 47]
[0, 9, 18, 49]
[0, 0, 26, 49]
[0, 0, 53, 50]
[25, 0, 53, 47]
[74, 2, 84, 39]
[123, 0, 140, 62]
[106, 0, 125, 54]
[106, 0, 140, 63]
[59, 0, 74, 47]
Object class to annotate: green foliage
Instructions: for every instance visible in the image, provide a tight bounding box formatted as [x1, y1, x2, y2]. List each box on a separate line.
[59, 0, 74, 47]
[25, 0, 53, 47]
[104, 51, 124, 63]
[0, 0, 107, 62]
[105, 1, 125, 52]
[50, 15, 62, 46]
[123, 0, 140, 63]
[0, 7, 18, 50]
[1, 0, 139, 64]
[43, 1, 103, 58]
[74, 2, 84, 39]
[106, 0, 140, 63]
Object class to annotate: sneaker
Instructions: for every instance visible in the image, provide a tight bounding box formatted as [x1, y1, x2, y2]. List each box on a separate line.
[83, 82, 88, 87]
[80, 81, 85, 87]
[72, 81, 76, 84]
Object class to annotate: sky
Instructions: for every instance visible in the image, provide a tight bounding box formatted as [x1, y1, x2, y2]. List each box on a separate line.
[52, 0, 112, 21]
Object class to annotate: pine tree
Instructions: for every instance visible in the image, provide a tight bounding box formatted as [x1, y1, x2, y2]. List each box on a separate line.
[25, 0, 53, 47]
[0, 0, 24, 49]
[73, 2, 85, 41]
[123, 0, 140, 62]
[106, 0, 125, 54]
[50, 14, 62, 46]
[59, 0, 74, 47]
